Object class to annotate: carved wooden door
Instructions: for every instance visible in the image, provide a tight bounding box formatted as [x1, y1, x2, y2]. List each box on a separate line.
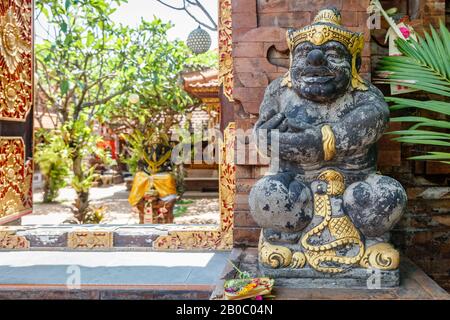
[0, 0, 33, 224]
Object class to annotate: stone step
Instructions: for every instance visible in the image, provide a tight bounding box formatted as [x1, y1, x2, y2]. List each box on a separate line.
[0, 251, 229, 300]
[211, 248, 450, 300]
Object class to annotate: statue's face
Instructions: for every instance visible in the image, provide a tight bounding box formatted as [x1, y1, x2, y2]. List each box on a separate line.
[290, 41, 353, 102]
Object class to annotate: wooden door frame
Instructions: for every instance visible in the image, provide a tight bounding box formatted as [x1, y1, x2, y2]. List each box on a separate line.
[0, 0, 236, 251]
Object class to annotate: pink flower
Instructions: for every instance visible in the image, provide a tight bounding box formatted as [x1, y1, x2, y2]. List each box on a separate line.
[399, 26, 411, 39]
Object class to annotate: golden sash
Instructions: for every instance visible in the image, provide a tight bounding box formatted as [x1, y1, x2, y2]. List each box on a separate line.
[128, 171, 177, 206]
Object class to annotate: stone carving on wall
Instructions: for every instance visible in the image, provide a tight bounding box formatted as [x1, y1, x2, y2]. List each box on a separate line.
[0, 0, 32, 121]
[0, 230, 29, 248]
[68, 231, 114, 249]
[249, 8, 406, 287]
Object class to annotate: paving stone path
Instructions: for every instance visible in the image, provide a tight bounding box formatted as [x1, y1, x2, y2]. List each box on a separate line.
[27, 184, 219, 225]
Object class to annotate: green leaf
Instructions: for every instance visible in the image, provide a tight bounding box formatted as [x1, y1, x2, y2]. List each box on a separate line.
[392, 135, 450, 141]
[387, 130, 450, 138]
[379, 24, 450, 100]
[408, 151, 450, 164]
[60, 79, 69, 94]
[87, 31, 95, 47]
[390, 116, 450, 129]
[386, 97, 450, 116]
[409, 152, 450, 160]
[60, 21, 68, 33]
[392, 138, 450, 147]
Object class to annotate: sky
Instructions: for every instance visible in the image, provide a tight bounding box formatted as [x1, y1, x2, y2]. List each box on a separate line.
[35, 0, 219, 48]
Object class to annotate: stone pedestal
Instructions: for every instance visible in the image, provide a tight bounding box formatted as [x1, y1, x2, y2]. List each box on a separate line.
[210, 248, 450, 300]
[136, 194, 176, 224]
[258, 264, 399, 288]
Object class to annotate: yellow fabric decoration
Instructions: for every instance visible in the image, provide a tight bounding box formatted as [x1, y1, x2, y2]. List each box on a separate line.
[128, 171, 177, 206]
[128, 171, 152, 206]
[152, 173, 177, 198]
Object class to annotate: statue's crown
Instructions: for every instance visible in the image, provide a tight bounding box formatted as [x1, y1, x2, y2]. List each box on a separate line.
[313, 8, 342, 25]
[285, 8, 367, 90]
[287, 8, 364, 54]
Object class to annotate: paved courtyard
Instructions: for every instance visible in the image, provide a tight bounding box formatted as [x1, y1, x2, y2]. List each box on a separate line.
[0, 251, 229, 286]
[27, 184, 220, 225]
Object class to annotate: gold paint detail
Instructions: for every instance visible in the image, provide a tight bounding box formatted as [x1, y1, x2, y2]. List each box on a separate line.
[218, 0, 233, 101]
[0, 137, 33, 222]
[259, 234, 292, 268]
[321, 125, 336, 161]
[290, 252, 307, 269]
[317, 169, 345, 195]
[286, 9, 367, 91]
[313, 8, 342, 25]
[301, 170, 365, 273]
[360, 243, 400, 270]
[259, 233, 306, 269]
[201, 97, 220, 128]
[0, 1, 33, 120]
[152, 123, 236, 250]
[0, 230, 29, 249]
[67, 231, 113, 249]
[281, 72, 292, 88]
[0, 7, 30, 73]
[282, 35, 293, 88]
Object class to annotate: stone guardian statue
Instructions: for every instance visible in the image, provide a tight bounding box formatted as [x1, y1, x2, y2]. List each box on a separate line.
[249, 8, 407, 286]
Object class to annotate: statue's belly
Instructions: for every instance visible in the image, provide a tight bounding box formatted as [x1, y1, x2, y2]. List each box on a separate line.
[279, 151, 377, 184]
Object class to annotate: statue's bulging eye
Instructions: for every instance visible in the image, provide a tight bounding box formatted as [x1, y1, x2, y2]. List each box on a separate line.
[325, 50, 340, 59]
[296, 45, 313, 57]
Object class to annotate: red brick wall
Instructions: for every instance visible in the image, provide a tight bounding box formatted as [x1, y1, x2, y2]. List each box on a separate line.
[230, 0, 450, 291]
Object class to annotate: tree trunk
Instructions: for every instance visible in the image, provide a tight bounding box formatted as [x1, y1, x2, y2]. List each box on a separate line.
[42, 164, 60, 203]
[42, 174, 53, 203]
[72, 153, 89, 223]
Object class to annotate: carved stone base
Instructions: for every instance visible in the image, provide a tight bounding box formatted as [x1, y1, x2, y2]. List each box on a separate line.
[210, 248, 450, 300]
[258, 263, 400, 289]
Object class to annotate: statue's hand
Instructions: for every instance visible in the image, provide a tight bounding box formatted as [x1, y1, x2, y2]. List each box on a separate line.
[277, 127, 322, 163]
[287, 118, 315, 132]
[256, 113, 288, 147]
[258, 113, 286, 131]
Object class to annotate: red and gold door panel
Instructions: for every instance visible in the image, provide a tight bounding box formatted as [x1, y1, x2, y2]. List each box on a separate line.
[0, 0, 33, 224]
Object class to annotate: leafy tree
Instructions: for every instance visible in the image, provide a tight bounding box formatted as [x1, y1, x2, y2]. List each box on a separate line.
[35, 0, 218, 222]
[34, 129, 71, 203]
[105, 21, 217, 177]
[36, 0, 130, 222]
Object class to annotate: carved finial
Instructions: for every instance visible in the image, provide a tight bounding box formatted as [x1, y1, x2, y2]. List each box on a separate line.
[313, 8, 342, 26]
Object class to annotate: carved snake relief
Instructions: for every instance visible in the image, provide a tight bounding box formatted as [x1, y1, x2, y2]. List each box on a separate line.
[300, 170, 365, 273]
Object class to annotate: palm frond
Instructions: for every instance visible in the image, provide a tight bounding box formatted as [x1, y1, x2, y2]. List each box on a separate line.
[376, 22, 450, 165]
[391, 138, 450, 147]
[389, 117, 450, 129]
[385, 97, 450, 115]
[387, 130, 450, 138]
[408, 151, 450, 162]
[376, 23, 450, 96]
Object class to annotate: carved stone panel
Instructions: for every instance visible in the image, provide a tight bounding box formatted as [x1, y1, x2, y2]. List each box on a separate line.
[68, 231, 114, 249]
